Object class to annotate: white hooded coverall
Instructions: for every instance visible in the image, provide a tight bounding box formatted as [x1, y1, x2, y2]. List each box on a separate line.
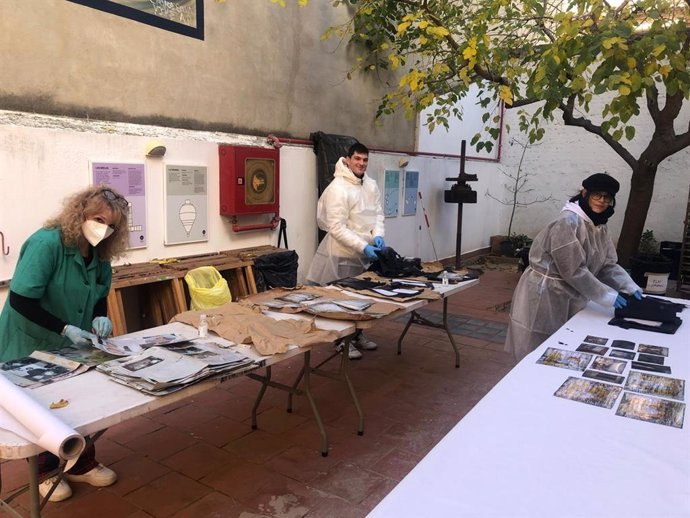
[505, 202, 641, 361]
[306, 157, 385, 286]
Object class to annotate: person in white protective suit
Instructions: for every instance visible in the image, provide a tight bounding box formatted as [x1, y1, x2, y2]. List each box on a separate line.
[505, 173, 643, 361]
[306, 142, 385, 359]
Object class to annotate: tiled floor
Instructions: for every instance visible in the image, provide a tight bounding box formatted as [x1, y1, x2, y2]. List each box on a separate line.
[1, 269, 521, 518]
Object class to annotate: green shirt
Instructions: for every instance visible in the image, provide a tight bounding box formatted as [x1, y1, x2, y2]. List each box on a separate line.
[0, 227, 112, 362]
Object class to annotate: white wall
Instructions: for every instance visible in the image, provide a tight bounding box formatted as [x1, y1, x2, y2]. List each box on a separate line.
[0, 111, 506, 309]
[498, 101, 690, 246]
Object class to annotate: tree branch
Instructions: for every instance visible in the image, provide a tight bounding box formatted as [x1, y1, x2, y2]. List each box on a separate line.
[559, 97, 638, 169]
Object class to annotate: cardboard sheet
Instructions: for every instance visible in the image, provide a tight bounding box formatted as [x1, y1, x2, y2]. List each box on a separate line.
[0, 373, 85, 468]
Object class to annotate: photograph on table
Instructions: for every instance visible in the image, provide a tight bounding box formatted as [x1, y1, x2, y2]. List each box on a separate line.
[611, 339, 636, 351]
[576, 343, 608, 355]
[638, 344, 669, 357]
[582, 370, 625, 385]
[554, 377, 623, 409]
[616, 392, 685, 429]
[624, 371, 685, 401]
[631, 361, 672, 375]
[609, 349, 636, 360]
[536, 347, 593, 371]
[277, 292, 321, 304]
[637, 353, 665, 365]
[591, 356, 627, 375]
[583, 335, 609, 346]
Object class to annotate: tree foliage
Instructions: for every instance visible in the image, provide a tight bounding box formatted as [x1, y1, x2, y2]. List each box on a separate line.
[326, 0, 690, 264]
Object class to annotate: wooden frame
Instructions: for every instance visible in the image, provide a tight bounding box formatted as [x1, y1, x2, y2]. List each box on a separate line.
[68, 0, 204, 40]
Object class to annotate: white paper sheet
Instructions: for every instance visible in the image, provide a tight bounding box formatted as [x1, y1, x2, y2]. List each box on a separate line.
[0, 373, 85, 469]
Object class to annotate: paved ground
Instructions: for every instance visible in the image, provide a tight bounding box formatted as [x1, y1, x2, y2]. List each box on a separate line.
[1, 269, 522, 518]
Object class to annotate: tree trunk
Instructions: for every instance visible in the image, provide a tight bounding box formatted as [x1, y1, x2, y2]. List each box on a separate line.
[617, 160, 658, 267]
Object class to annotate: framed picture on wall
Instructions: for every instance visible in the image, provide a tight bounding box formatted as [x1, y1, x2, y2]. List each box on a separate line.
[68, 0, 204, 40]
[384, 170, 400, 218]
[164, 164, 209, 245]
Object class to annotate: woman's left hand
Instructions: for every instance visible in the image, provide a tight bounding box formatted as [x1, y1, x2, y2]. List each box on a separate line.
[92, 316, 113, 338]
[633, 290, 643, 300]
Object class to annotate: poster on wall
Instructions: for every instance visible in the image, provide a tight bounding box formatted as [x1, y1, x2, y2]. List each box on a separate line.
[384, 170, 400, 218]
[164, 164, 208, 245]
[403, 171, 419, 216]
[91, 162, 147, 249]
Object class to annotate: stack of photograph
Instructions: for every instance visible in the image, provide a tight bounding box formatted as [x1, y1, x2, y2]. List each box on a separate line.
[96, 341, 256, 395]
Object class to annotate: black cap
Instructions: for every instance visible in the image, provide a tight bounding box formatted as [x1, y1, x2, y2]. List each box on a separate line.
[582, 173, 620, 195]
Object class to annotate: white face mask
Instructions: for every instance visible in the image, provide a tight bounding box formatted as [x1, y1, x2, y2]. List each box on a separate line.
[82, 220, 114, 247]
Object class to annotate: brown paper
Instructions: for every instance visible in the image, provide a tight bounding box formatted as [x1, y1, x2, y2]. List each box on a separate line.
[171, 302, 338, 355]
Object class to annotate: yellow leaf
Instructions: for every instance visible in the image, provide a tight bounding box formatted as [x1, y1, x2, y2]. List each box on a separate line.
[298, 0, 308, 5]
[659, 65, 672, 77]
[653, 44, 666, 56]
[397, 21, 412, 37]
[419, 21, 429, 29]
[427, 26, 450, 38]
[499, 85, 513, 105]
[389, 53, 401, 70]
[627, 57, 637, 69]
[552, 54, 560, 65]
[419, 35, 428, 45]
[618, 85, 631, 96]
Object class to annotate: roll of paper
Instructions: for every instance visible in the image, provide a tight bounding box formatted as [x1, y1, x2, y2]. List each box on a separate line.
[0, 373, 85, 469]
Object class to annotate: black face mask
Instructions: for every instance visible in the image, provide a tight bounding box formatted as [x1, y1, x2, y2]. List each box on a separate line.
[574, 193, 615, 226]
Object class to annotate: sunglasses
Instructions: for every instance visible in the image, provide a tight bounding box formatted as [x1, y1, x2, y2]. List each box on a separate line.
[97, 189, 129, 210]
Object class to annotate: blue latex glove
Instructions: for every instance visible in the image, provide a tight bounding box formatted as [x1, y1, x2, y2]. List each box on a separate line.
[92, 316, 113, 338]
[633, 290, 643, 300]
[63, 325, 95, 346]
[364, 245, 379, 260]
[613, 293, 628, 309]
[373, 236, 385, 248]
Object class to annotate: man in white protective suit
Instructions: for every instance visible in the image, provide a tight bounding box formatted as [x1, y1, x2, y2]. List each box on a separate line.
[504, 173, 643, 362]
[306, 142, 385, 359]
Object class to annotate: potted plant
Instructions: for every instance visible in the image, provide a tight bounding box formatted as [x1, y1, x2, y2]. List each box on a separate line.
[629, 230, 673, 294]
[499, 233, 532, 258]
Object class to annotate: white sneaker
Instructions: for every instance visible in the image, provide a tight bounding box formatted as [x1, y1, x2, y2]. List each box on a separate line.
[335, 340, 363, 360]
[347, 342, 363, 359]
[65, 463, 117, 487]
[355, 334, 378, 350]
[38, 476, 72, 502]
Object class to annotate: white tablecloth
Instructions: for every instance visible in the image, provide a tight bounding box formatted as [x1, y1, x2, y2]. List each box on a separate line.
[368, 300, 690, 518]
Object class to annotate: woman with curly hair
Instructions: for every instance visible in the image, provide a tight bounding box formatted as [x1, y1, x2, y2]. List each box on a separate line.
[0, 185, 130, 501]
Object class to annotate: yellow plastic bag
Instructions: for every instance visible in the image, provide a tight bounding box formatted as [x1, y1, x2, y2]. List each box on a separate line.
[184, 266, 232, 310]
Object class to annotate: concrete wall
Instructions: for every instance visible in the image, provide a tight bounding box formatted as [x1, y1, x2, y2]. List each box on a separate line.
[0, 0, 414, 149]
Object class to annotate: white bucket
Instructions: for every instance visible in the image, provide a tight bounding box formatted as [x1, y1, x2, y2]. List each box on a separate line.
[644, 272, 669, 294]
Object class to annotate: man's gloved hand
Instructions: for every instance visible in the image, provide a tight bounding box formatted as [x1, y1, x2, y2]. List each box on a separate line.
[373, 236, 385, 248]
[92, 316, 113, 338]
[614, 293, 628, 309]
[63, 325, 96, 346]
[364, 245, 379, 260]
[633, 290, 643, 300]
